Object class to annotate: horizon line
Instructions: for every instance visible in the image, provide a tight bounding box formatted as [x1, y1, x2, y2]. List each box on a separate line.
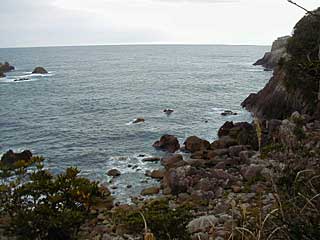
[0, 42, 270, 50]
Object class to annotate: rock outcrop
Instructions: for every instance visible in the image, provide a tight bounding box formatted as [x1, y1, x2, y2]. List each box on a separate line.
[0, 62, 15, 73]
[241, 68, 308, 119]
[253, 36, 290, 70]
[244, 9, 320, 120]
[32, 67, 48, 74]
[153, 135, 180, 153]
[0, 62, 15, 78]
[1, 150, 32, 165]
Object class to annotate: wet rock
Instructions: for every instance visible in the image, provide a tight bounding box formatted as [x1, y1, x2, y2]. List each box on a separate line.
[221, 110, 238, 116]
[133, 118, 145, 124]
[187, 215, 219, 233]
[153, 134, 180, 153]
[0, 72, 5, 78]
[1, 149, 32, 165]
[107, 169, 121, 177]
[150, 169, 165, 179]
[141, 187, 160, 196]
[142, 157, 160, 162]
[163, 109, 174, 115]
[32, 66, 48, 74]
[184, 136, 210, 153]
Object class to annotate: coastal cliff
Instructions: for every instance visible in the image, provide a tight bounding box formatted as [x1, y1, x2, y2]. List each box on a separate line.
[253, 35, 290, 70]
[243, 8, 320, 120]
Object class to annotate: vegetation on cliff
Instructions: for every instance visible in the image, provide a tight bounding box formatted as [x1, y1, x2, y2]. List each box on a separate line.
[283, 7, 320, 112]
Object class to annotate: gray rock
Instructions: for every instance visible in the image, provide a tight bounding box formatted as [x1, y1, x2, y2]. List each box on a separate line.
[187, 215, 219, 233]
[107, 169, 121, 177]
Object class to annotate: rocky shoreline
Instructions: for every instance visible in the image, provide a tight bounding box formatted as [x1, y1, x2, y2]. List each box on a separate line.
[75, 110, 320, 240]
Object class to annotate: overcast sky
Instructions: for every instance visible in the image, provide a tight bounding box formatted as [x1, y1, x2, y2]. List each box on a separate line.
[0, 0, 319, 48]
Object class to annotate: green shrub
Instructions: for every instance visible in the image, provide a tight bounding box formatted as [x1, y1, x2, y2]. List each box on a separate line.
[0, 158, 103, 240]
[283, 8, 320, 112]
[113, 198, 192, 240]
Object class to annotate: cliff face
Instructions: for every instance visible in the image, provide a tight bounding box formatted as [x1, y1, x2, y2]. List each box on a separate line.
[253, 36, 290, 70]
[241, 67, 313, 119]
[243, 8, 320, 120]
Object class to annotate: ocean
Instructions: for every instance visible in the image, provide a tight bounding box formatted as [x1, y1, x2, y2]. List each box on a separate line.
[0, 45, 271, 201]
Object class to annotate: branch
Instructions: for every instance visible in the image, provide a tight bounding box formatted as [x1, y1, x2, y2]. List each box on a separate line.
[287, 0, 320, 18]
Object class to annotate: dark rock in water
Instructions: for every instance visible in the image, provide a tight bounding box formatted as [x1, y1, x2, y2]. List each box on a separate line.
[14, 77, 30, 82]
[221, 110, 238, 116]
[32, 67, 48, 74]
[141, 187, 160, 196]
[218, 121, 234, 138]
[1, 150, 32, 165]
[133, 118, 145, 124]
[153, 134, 180, 153]
[164, 109, 174, 115]
[184, 136, 210, 153]
[253, 36, 290, 70]
[142, 157, 160, 162]
[107, 169, 121, 177]
[0, 62, 15, 73]
[0, 72, 6, 78]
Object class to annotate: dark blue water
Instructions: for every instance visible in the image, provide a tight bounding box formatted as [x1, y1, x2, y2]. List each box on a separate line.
[0, 45, 271, 201]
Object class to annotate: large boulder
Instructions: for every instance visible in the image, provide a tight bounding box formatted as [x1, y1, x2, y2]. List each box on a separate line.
[217, 122, 258, 150]
[0, 62, 15, 73]
[163, 166, 194, 195]
[153, 135, 180, 153]
[32, 67, 48, 74]
[218, 121, 234, 138]
[184, 136, 210, 153]
[1, 150, 32, 165]
[107, 169, 121, 177]
[161, 154, 187, 169]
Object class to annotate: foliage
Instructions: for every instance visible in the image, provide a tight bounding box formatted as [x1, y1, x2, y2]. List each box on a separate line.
[283, 7, 320, 112]
[233, 157, 320, 240]
[274, 165, 320, 239]
[260, 143, 284, 159]
[113, 198, 192, 240]
[0, 156, 103, 240]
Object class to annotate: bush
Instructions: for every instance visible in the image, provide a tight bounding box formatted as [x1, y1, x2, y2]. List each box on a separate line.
[0, 157, 103, 240]
[283, 8, 320, 112]
[113, 198, 192, 240]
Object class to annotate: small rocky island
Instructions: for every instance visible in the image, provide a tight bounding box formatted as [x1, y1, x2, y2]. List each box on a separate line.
[32, 66, 48, 74]
[0, 62, 15, 78]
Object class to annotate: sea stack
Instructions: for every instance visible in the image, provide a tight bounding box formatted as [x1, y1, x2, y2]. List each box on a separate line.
[32, 67, 48, 74]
